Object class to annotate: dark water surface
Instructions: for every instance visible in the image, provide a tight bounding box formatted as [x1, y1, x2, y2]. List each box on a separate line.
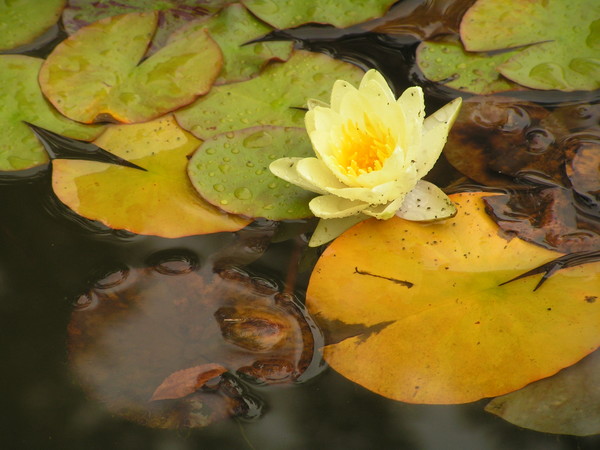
[1, 14, 600, 450]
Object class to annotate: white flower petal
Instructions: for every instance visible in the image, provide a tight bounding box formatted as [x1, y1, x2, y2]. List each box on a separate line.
[362, 194, 407, 220]
[397, 86, 424, 152]
[296, 157, 346, 190]
[330, 79, 358, 113]
[307, 98, 329, 110]
[269, 158, 327, 194]
[309, 194, 368, 219]
[409, 97, 462, 177]
[359, 69, 396, 103]
[308, 214, 368, 247]
[395, 180, 456, 221]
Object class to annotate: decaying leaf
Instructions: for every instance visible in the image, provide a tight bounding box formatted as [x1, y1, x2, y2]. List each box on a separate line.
[486, 349, 600, 436]
[0, 0, 65, 51]
[306, 192, 600, 404]
[151, 363, 227, 401]
[68, 258, 321, 427]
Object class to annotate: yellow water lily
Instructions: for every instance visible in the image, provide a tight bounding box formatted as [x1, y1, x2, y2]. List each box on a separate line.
[270, 69, 462, 246]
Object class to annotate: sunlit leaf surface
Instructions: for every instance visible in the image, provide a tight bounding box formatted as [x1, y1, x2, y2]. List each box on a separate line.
[0, 0, 65, 51]
[188, 126, 316, 220]
[52, 115, 249, 237]
[175, 50, 364, 139]
[0, 55, 103, 171]
[168, 3, 293, 85]
[306, 193, 600, 404]
[62, 0, 226, 54]
[69, 261, 319, 427]
[461, 0, 600, 91]
[242, 0, 397, 29]
[486, 349, 600, 436]
[40, 12, 222, 123]
[416, 39, 523, 94]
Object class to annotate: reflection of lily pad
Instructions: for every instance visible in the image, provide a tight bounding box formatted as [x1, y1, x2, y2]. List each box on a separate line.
[40, 12, 222, 123]
[416, 39, 523, 94]
[52, 115, 249, 237]
[188, 126, 316, 220]
[461, 0, 600, 91]
[69, 260, 320, 427]
[0, 0, 65, 51]
[242, 0, 397, 29]
[0, 55, 103, 172]
[175, 50, 364, 139]
[486, 349, 600, 436]
[307, 193, 600, 404]
[168, 3, 293, 84]
[62, 0, 226, 54]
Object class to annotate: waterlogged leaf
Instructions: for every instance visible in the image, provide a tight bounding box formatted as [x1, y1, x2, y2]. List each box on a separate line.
[484, 188, 600, 254]
[62, 0, 226, 54]
[461, 0, 600, 91]
[40, 12, 222, 124]
[175, 50, 364, 139]
[69, 262, 319, 427]
[416, 39, 523, 94]
[52, 115, 249, 237]
[444, 96, 569, 187]
[369, 0, 476, 40]
[306, 192, 600, 404]
[0, 0, 65, 51]
[151, 363, 227, 401]
[566, 137, 600, 207]
[0, 55, 103, 172]
[188, 126, 316, 220]
[242, 0, 397, 29]
[168, 3, 293, 85]
[486, 349, 600, 436]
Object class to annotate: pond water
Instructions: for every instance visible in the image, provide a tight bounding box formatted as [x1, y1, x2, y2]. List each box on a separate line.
[1, 4, 600, 450]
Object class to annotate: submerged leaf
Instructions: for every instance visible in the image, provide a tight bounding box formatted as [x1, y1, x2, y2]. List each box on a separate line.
[40, 12, 222, 123]
[151, 363, 227, 401]
[461, 0, 600, 91]
[306, 192, 600, 404]
[188, 126, 316, 220]
[175, 50, 364, 139]
[62, 0, 226, 54]
[0, 55, 103, 172]
[0, 0, 65, 51]
[52, 115, 250, 237]
[241, 0, 397, 29]
[486, 349, 600, 436]
[168, 3, 293, 85]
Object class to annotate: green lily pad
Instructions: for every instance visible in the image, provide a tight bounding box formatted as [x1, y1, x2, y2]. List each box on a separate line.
[0, 0, 65, 51]
[486, 349, 600, 436]
[416, 39, 524, 94]
[39, 12, 222, 124]
[62, 0, 227, 55]
[168, 3, 293, 85]
[188, 126, 317, 220]
[0, 55, 103, 172]
[461, 0, 600, 91]
[175, 50, 364, 139]
[241, 0, 397, 29]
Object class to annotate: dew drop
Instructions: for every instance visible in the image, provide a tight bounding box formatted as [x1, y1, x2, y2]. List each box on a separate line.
[225, 131, 235, 139]
[243, 130, 273, 148]
[213, 183, 225, 192]
[220, 199, 229, 205]
[205, 148, 216, 155]
[234, 187, 252, 200]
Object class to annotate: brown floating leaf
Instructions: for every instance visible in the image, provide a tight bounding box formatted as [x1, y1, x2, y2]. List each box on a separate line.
[68, 259, 320, 428]
[151, 363, 227, 401]
[486, 349, 600, 436]
[484, 188, 600, 253]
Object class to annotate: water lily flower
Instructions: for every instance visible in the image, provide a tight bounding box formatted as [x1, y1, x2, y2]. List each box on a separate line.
[270, 69, 462, 246]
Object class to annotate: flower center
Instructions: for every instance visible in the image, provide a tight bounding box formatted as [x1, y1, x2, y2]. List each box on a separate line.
[337, 114, 396, 178]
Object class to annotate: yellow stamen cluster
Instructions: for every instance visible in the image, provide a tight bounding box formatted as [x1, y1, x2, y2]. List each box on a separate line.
[337, 114, 395, 178]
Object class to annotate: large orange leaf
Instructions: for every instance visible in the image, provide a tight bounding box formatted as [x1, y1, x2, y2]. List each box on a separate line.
[306, 192, 600, 404]
[52, 115, 249, 237]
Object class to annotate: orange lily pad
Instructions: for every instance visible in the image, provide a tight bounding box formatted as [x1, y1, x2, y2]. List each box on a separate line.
[39, 12, 222, 124]
[306, 192, 600, 404]
[52, 115, 249, 237]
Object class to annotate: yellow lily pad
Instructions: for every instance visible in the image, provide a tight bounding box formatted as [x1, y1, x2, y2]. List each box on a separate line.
[306, 192, 600, 404]
[52, 115, 249, 237]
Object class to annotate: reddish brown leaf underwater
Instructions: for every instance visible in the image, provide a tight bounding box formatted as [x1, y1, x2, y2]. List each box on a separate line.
[150, 364, 227, 401]
[444, 96, 600, 253]
[67, 257, 321, 428]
